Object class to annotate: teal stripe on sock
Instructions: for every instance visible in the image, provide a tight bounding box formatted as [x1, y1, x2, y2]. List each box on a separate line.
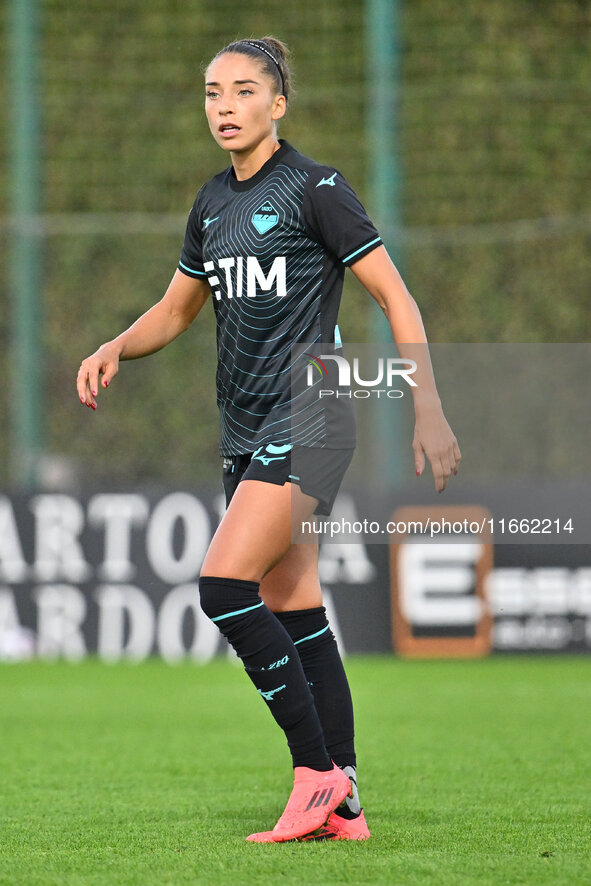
[294, 624, 330, 645]
[212, 600, 264, 623]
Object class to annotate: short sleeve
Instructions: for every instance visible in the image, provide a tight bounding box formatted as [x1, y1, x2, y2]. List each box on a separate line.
[178, 189, 208, 279]
[302, 169, 382, 266]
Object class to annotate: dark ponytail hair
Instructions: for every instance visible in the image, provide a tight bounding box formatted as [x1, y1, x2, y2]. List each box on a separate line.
[209, 36, 292, 103]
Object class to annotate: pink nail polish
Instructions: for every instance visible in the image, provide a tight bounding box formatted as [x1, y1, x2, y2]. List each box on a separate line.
[416, 470, 421, 477]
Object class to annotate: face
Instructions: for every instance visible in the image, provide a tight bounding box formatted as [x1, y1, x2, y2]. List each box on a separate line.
[205, 53, 286, 153]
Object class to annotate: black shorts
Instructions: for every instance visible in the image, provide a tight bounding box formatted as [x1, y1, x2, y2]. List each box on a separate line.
[222, 444, 354, 516]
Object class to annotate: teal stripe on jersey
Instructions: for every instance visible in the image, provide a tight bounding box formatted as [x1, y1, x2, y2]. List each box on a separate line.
[179, 259, 207, 276]
[211, 600, 265, 623]
[342, 236, 382, 264]
[294, 624, 330, 645]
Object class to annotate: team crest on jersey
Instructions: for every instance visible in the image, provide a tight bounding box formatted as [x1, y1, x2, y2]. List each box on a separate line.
[252, 201, 279, 234]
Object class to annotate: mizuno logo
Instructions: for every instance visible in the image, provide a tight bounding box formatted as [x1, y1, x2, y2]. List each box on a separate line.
[202, 216, 220, 229]
[258, 684, 286, 702]
[316, 173, 337, 188]
[252, 443, 292, 466]
[304, 787, 334, 812]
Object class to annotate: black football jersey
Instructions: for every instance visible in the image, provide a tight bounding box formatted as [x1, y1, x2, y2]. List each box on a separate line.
[179, 141, 382, 455]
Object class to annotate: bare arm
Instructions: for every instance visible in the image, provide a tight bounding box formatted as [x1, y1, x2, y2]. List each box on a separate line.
[77, 270, 210, 409]
[351, 245, 461, 491]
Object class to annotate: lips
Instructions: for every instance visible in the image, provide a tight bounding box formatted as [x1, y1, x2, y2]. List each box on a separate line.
[219, 123, 241, 137]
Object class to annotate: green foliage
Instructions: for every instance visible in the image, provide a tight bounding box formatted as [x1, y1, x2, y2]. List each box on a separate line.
[1, 1, 590, 485]
[399, 1, 591, 343]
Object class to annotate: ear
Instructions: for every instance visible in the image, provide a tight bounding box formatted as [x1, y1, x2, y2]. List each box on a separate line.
[271, 94, 287, 122]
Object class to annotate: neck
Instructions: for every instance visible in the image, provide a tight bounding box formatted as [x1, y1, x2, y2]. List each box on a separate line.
[231, 136, 281, 181]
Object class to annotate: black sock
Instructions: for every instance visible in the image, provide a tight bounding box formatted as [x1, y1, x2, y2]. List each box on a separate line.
[274, 607, 356, 769]
[199, 577, 332, 771]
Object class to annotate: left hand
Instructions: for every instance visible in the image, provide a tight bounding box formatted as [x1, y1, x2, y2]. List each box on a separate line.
[412, 401, 461, 493]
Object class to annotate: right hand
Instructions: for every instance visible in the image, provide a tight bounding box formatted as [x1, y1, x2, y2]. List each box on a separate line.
[77, 342, 121, 410]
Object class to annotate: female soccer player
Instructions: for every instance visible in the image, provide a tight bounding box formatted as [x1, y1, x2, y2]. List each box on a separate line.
[77, 37, 460, 843]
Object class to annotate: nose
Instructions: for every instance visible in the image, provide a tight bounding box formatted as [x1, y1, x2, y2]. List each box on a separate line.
[219, 98, 235, 116]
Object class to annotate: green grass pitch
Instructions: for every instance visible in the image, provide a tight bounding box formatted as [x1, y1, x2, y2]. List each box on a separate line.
[0, 656, 589, 886]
